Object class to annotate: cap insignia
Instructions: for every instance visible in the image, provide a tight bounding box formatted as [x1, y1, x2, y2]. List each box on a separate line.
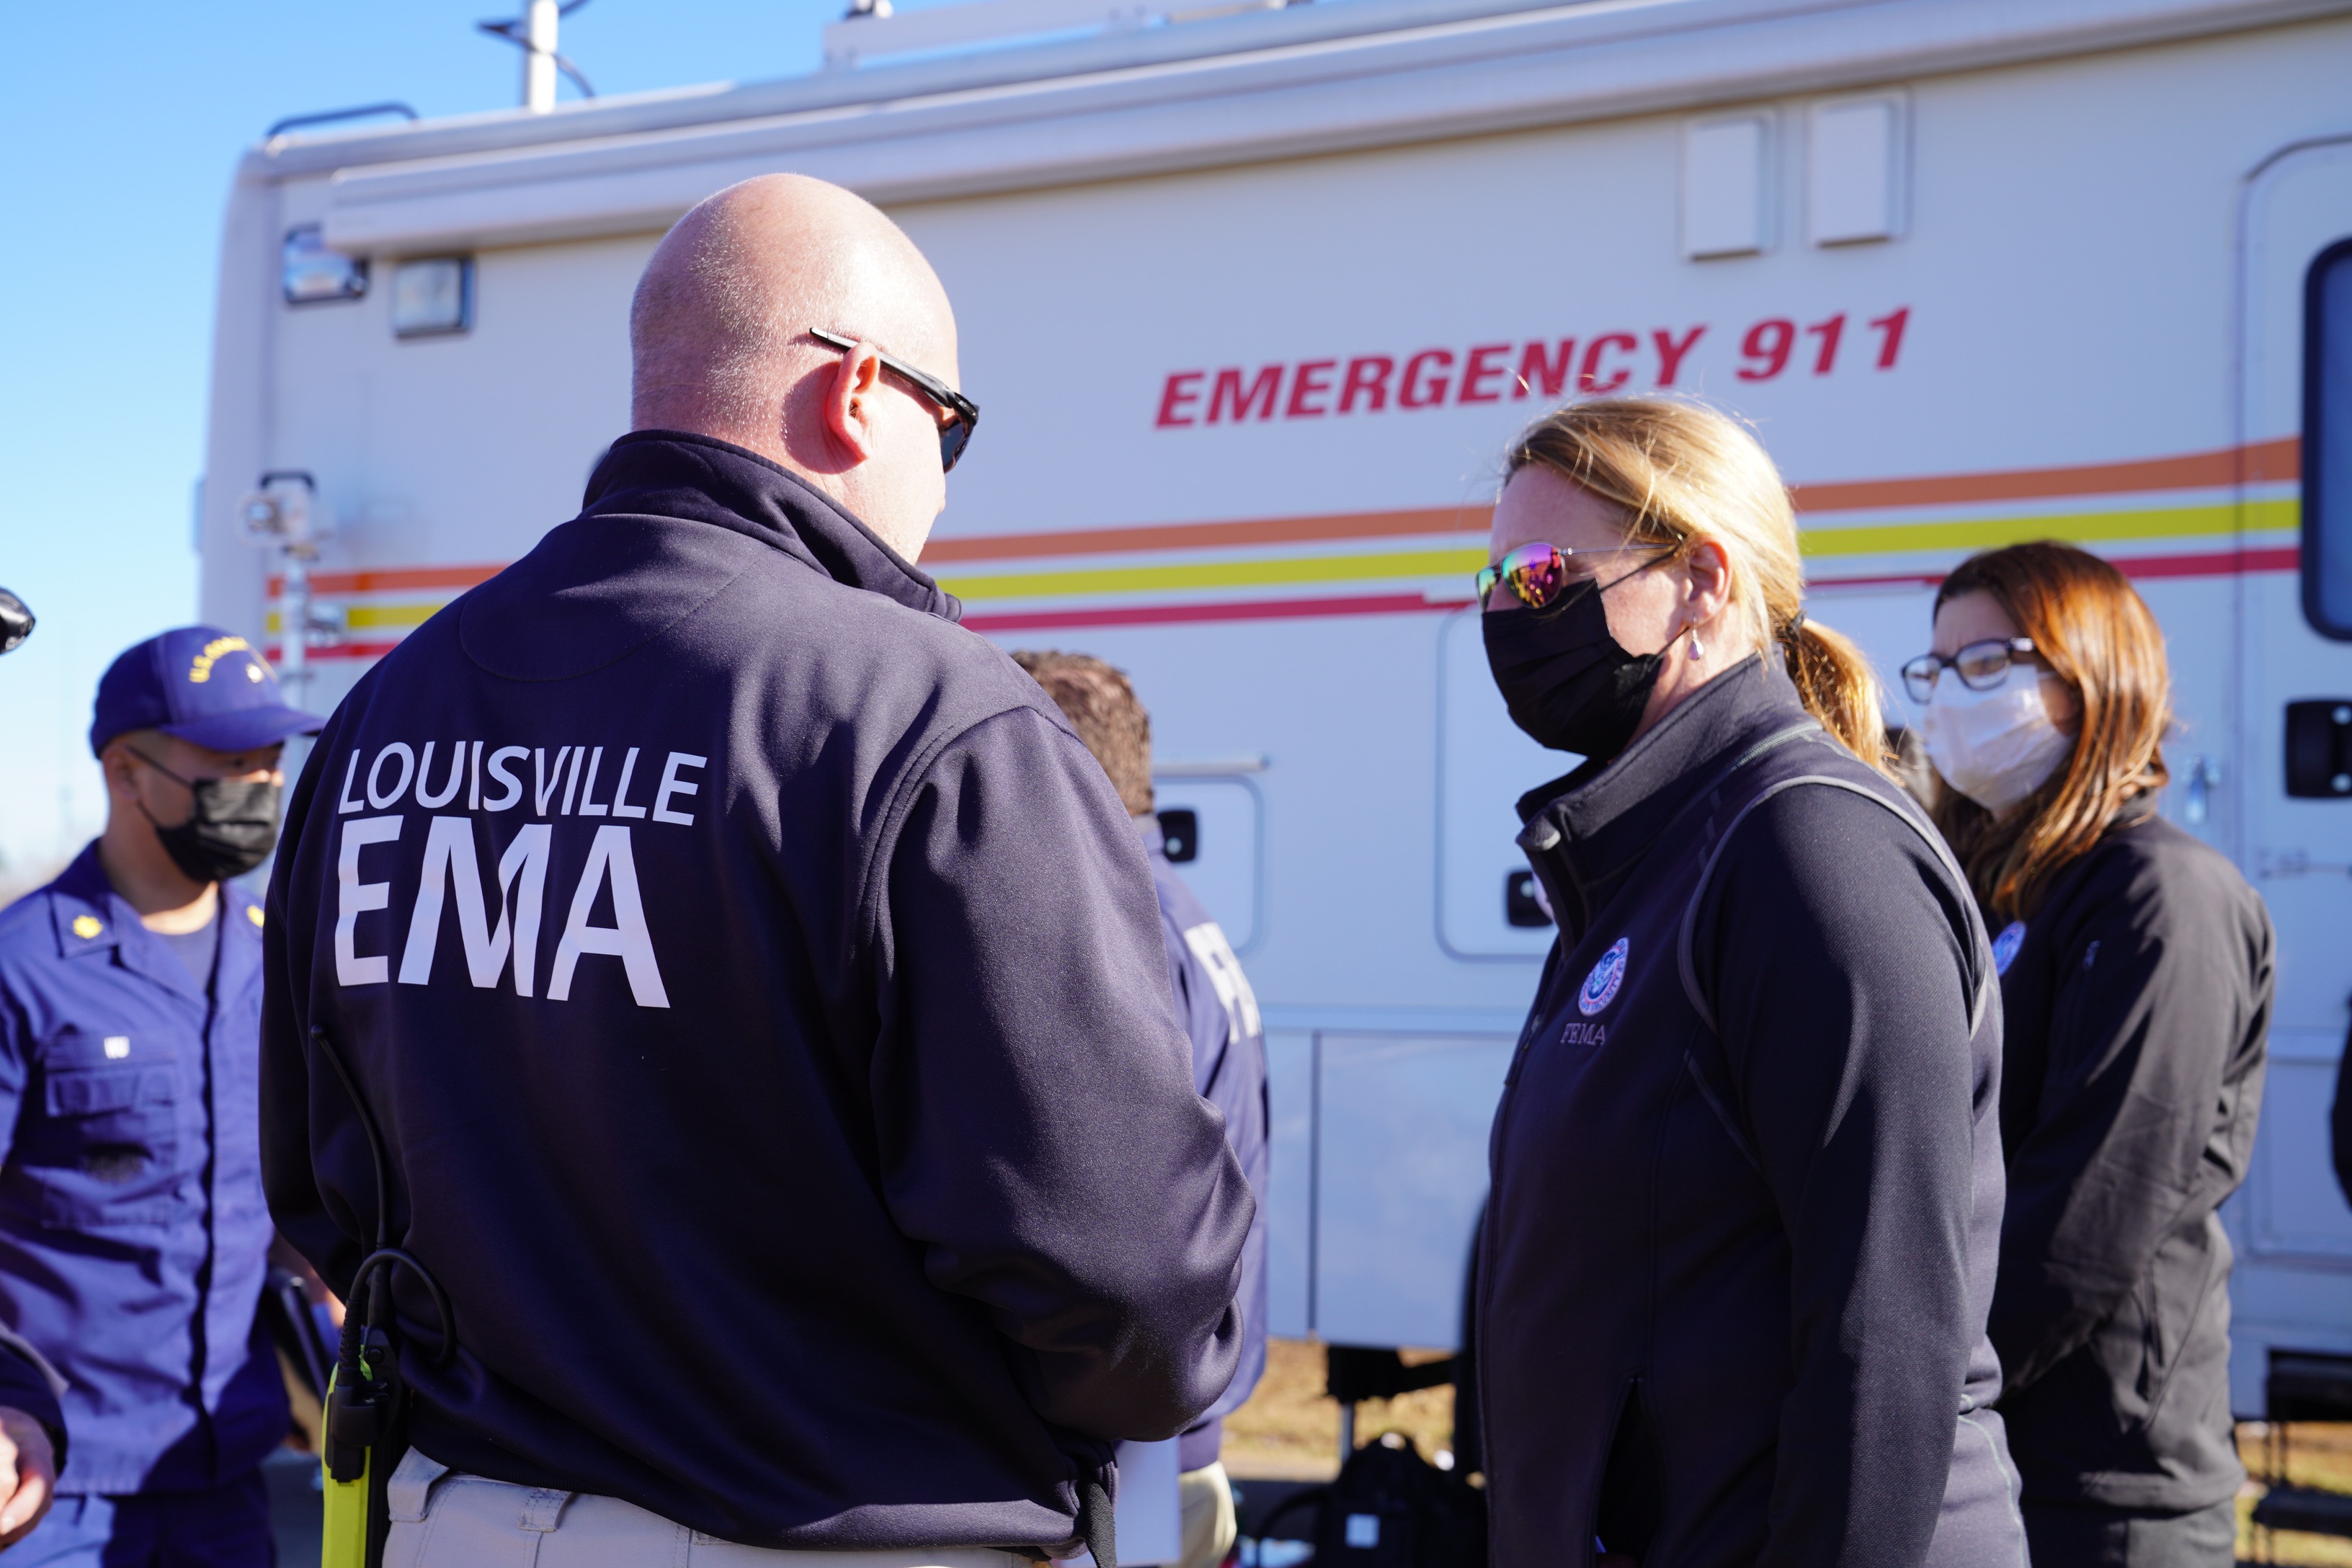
[188, 635, 253, 685]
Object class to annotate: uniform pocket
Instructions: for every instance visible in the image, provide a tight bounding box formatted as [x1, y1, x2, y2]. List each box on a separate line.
[2129, 1223, 2227, 1442]
[1594, 1373, 1664, 1562]
[22, 1030, 187, 1229]
[45, 1061, 178, 1118]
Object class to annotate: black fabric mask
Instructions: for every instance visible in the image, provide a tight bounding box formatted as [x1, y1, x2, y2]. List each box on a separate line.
[135, 759, 283, 883]
[1482, 576, 1667, 761]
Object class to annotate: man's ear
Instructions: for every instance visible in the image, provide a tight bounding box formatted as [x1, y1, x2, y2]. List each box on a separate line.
[99, 744, 142, 805]
[822, 342, 887, 465]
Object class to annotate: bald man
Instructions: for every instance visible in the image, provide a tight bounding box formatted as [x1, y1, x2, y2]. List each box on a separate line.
[259, 174, 1253, 1565]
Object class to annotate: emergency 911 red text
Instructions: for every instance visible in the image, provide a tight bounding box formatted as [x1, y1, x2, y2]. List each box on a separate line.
[1154, 307, 1911, 428]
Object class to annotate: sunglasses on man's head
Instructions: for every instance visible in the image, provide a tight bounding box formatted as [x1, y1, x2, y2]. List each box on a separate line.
[808, 327, 979, 473]
[1475, 541, 1678, 611]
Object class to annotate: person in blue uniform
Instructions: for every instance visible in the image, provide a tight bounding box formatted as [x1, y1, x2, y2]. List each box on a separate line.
[260, 174, 1252, 1562]
[1012, 651, 1269, 1568]
[1474, 399, 2023, 1568]
[0, 625, 320, 1566]
[1912, 542, 2272, 1568]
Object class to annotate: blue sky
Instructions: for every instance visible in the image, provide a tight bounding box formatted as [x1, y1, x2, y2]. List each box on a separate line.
[0, 1, 902, 889]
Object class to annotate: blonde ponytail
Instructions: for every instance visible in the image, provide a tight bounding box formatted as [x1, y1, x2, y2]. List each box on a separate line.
[1506, 397, 1893, 775]
[1780, 617, 1893, 772]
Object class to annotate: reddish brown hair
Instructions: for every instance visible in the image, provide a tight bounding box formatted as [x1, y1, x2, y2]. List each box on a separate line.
[1010, 650, 1154, 815]
[1929, 541, 2172, 920]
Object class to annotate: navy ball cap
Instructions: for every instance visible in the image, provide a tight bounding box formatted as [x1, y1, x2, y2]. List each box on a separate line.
[89, 625, 324, 757]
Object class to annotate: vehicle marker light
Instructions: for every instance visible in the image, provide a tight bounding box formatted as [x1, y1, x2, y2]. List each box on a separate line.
[282, 226, 367, 305]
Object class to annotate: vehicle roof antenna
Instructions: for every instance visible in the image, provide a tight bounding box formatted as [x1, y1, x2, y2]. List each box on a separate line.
[478, 0, 597, 112]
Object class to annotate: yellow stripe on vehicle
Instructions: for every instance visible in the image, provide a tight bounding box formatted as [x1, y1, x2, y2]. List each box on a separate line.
[344, 603, 442, 630]
[264, 603, 445, 634]
[937, 547, 1487, 603]
[1799, 498, 2295, 558]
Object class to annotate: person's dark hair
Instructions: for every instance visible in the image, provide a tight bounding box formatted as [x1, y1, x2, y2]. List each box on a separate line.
[1011, 651, 1154, 815]
[1929, 540, 2172, 920]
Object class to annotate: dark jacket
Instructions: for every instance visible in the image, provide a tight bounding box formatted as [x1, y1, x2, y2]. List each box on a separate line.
[1141, 819, 1269, 1474]
[1986, 807, 2272, 1511]
[1479, 657, 2022, 1568]
[0, 847, 287, 1494]
[259, 431, 1254, 1551]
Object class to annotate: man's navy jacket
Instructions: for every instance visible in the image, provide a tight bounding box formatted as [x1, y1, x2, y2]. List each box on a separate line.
[1139, 821, 1268, 1475]
[0, 847, 288, 1494]
[260, 431, 1254, 1551]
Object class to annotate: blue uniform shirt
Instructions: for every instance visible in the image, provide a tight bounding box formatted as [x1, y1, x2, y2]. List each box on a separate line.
[1141, 819, 1269, 1474]
[0, 845, 288, 1493]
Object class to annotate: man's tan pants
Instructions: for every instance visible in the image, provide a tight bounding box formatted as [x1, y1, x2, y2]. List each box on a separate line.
[1175, 1463, 1236, 1568]
[382, 1448, 1035, 1568]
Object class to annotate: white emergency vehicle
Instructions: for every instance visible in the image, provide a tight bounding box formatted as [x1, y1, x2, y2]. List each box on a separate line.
[201, 0, 2352, 1418]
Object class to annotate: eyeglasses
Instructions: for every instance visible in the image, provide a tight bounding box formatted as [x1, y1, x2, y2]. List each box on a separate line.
[808, 327, 979, 473]
[1901, 637, 2039, 704]
[1474, 541, 1677, 611]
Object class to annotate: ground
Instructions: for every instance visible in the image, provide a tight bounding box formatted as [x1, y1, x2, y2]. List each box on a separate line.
[1222, 1338, 1456, 1481]
[1221, 1340, 2352, 1564]
[2244, 1423, 2352, 1564]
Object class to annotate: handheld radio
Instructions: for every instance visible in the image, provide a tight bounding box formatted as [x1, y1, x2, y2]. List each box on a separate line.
[309, 1027, 453, 1568]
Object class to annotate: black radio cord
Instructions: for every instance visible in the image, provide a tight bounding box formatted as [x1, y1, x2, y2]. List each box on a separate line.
[307, 1028, 456, 1394]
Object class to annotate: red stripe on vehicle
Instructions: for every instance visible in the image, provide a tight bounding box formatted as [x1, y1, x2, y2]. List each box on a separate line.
[961, 593, 1456, 633]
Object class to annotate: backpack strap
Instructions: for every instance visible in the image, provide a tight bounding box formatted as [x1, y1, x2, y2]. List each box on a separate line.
[1674, 774, 1994, 1038]
[1670, 773, 1991, 1181]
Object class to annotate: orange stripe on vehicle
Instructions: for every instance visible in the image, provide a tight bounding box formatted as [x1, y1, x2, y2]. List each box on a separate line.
[267, 564, 504, 597]
[1790, 437, 2300, 513]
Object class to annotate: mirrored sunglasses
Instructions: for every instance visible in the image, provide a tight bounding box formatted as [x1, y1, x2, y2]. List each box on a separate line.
[1474, 541, 1676, 611]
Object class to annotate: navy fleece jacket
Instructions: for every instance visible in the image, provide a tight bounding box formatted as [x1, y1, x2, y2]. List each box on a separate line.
[260, 431, 1252, 1551]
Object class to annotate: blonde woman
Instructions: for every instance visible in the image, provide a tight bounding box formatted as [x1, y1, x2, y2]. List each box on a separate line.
[1912, 542, 2271, 1567]
[1474, 400, 2023, 1567]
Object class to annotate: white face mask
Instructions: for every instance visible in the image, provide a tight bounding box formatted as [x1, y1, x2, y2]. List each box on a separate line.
[1920, 663, 2073, 813]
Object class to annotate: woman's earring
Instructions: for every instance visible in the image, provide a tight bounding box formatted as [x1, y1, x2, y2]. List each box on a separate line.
[1688, 628, 1705, 662]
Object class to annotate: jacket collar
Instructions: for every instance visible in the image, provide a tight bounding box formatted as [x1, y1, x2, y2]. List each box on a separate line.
[1515, 655, 1816, 940]
[47, 844, 126, 962]
[582, 431, 961, 623]
[46, 840, 261, 1002]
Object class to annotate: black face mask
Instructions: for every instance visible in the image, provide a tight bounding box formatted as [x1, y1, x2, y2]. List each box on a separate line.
[134, 757, 283, 883]
[1482, 572, 1667, 762]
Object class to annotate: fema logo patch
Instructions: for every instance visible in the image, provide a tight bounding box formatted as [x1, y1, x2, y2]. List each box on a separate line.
[1991, 921, 2028, 976]
[1578, 937, 1629, 1016]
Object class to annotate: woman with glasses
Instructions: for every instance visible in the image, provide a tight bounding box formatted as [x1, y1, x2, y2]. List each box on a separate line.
[1909, 541, 2272, 1568]
[1474, 398, 2022, 1568]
